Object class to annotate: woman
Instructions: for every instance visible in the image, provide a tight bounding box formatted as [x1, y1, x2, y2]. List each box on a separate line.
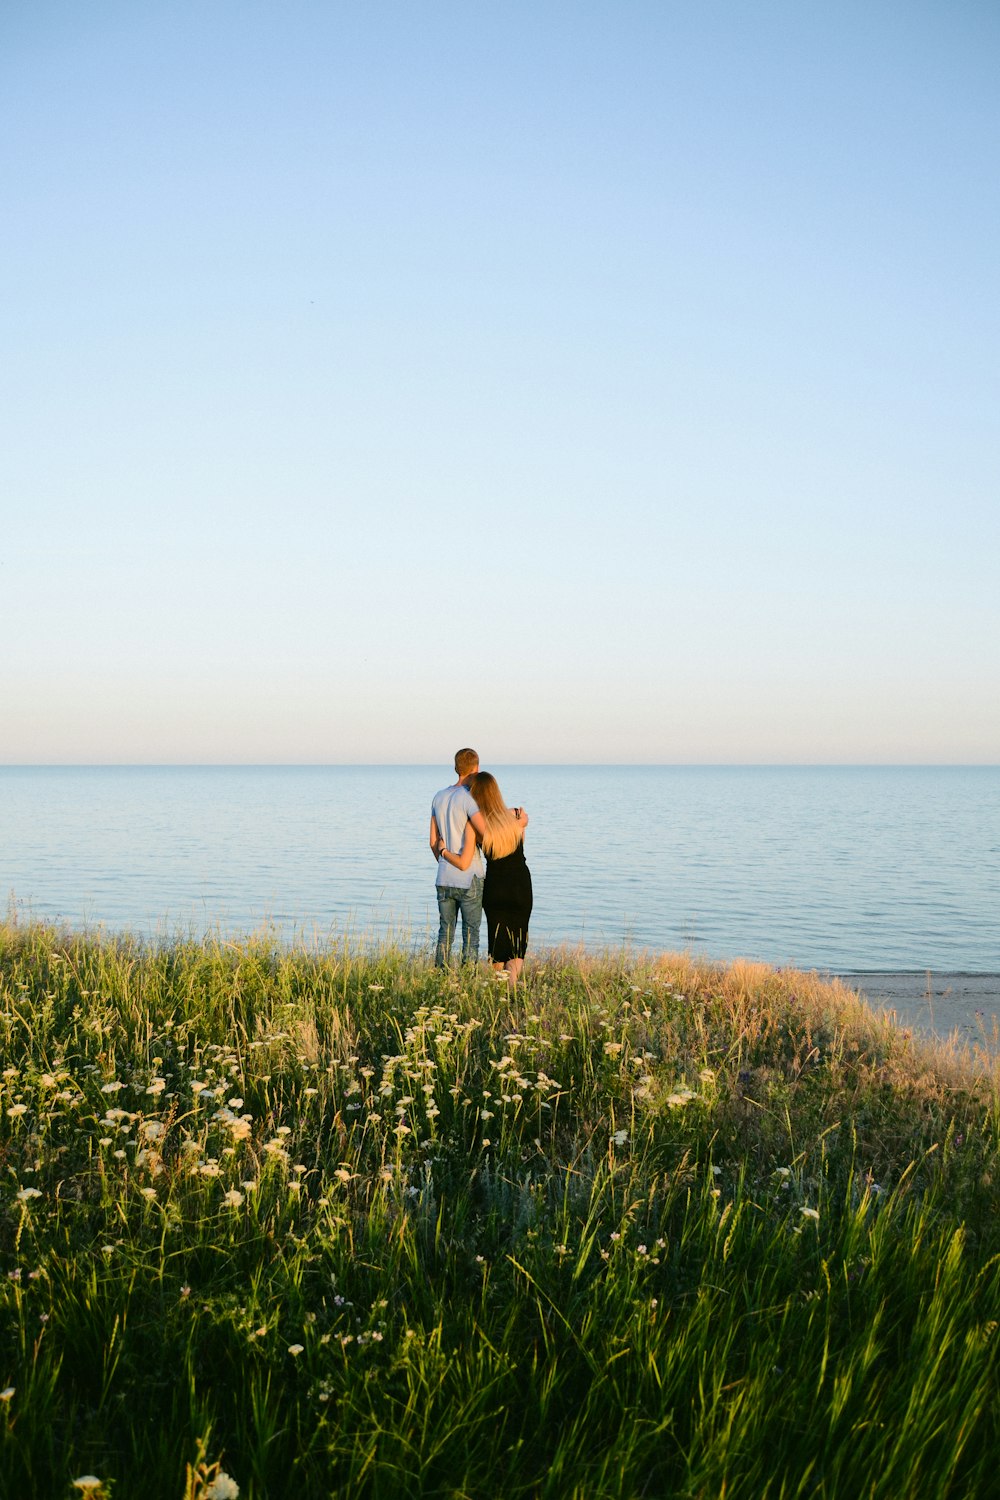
[437, 772, 532, 985]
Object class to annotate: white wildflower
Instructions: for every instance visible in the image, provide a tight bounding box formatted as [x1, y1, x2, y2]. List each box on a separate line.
[205, 1473, 240, 1500]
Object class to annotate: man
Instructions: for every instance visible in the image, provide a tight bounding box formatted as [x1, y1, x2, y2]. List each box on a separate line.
[430, 748, 487, 966]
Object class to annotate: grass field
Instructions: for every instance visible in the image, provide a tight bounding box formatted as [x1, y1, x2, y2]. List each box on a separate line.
[2, 921, 999, 1498]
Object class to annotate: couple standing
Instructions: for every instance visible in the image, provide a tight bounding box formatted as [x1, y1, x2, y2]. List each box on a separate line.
[430, 748, 533, 984]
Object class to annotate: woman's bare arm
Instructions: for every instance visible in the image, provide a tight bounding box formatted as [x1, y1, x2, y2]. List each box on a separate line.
[439, 822, 478, 872]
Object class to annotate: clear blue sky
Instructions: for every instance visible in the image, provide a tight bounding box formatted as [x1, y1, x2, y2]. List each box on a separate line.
[3, 1, 997, 763]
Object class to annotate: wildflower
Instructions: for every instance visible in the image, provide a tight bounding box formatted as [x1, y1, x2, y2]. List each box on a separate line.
[101, 1082, 124, 1094]
[223, 1190, 245, 1208]
[800, 1207, 820, 1221]
[205, 1473, 240, 1500]
[6, 1103, 28, 1118]
[637, 1244, 648, 1256]
[16, 1188, 42, 1202]
[140, 1120, 165, 1141]
[368, 983, 384, 991]
[145, 1078, 166, 1095]
[612, 1129, 628, 1146]
[699, 1068, 715, 1083]
[181, 1286, 191, 1298]
[99, 1138, 112, 1147]
[72, 1481, 104, 1494]
[0, 1388, 14, 1402]
[228, 1097, 244, 1109]
[288, 1343, 304, 1356]
[140, 1187, 157, 1201]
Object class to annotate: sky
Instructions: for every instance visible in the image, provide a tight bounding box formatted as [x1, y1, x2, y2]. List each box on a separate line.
[2, 0, 998, 765]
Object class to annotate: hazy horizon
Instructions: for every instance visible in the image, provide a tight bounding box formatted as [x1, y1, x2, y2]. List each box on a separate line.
[4, 761, 997, 770]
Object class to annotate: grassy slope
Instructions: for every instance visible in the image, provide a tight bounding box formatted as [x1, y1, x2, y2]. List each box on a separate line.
[1, 922, 999, 1499]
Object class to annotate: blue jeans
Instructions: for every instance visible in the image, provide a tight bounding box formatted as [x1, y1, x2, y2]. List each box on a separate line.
[435, 877, 484, 966]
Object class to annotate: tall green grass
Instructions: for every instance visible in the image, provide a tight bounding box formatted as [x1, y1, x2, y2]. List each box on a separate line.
[2, 922, 998, 1498]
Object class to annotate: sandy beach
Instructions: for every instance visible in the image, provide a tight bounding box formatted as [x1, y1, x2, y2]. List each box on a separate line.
[835, 972, 1000, 1052]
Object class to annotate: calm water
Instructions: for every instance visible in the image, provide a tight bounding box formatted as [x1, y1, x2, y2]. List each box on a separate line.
[2, 766, 998, 972]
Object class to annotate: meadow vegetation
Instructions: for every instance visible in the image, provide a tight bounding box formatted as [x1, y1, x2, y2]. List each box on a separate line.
[1, 920, 999, 1498]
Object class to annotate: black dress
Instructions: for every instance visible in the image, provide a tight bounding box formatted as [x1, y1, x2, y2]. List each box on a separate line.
[483, 839, 533, 962]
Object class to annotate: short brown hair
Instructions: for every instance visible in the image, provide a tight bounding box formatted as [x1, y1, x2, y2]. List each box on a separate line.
[454, 748, 479, 776]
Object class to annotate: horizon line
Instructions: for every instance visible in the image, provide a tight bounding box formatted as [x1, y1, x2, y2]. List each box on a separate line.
[3, 761, 998, 771]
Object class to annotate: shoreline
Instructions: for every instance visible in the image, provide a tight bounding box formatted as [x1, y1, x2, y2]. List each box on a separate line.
[833, 971, 1000, 1050]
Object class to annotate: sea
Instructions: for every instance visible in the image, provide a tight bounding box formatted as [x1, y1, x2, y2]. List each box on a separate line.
[2, 765, 998, 976]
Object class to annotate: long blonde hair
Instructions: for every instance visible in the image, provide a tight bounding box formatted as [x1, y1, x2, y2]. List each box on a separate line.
[468, 772, 523, 859]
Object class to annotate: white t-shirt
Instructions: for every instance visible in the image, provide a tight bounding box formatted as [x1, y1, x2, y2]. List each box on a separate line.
[431, 783, 485, 888]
